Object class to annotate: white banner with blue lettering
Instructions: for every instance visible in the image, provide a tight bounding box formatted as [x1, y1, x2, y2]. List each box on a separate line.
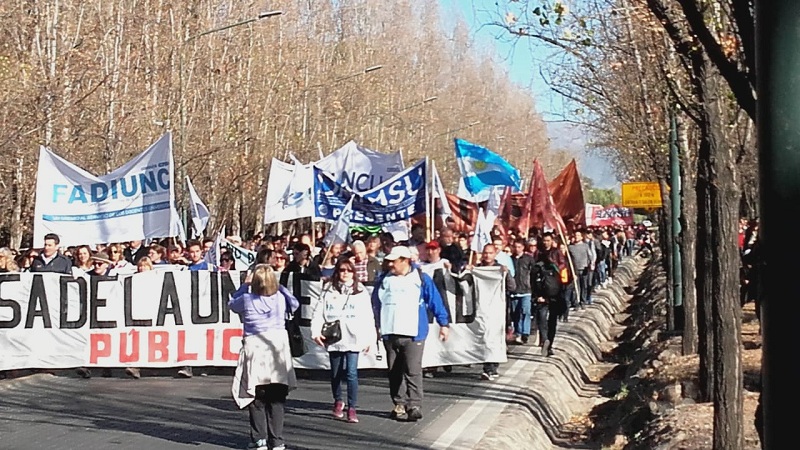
[33, 133, 181, 247]
[314, 159, 427, 225]
[314, 140, 404, 192]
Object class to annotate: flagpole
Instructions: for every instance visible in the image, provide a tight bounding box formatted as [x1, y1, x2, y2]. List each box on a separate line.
[426, 156, 432, 242]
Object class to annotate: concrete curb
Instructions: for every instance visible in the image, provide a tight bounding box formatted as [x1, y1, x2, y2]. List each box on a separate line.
[474, 257, 644, 449]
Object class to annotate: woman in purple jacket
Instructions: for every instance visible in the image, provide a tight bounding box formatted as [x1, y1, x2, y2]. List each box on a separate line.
[230, 264, 299, 450]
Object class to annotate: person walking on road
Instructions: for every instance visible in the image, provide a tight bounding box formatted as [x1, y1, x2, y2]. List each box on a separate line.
[230, 264, 299, 450]
[509, 238, 535, 344]
[372, 246, 450, 422]
[535, 232, 568, 357]
[311, 258, 376, 424]
[468, 244, 515, 381]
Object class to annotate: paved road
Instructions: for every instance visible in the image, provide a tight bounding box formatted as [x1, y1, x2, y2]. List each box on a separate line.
[0, 350, 539, 450]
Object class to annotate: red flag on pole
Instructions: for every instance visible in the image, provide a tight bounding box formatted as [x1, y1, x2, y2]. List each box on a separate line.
[529, 159, 566, 233]
[548, 159, 586, 229]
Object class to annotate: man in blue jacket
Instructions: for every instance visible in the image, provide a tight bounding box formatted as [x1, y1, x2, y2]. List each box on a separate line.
[372, 246, 450, 422]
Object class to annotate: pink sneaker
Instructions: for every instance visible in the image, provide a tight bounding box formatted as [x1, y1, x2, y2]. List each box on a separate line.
[347, 407, 359, 423]
[332, 400, 345, 418]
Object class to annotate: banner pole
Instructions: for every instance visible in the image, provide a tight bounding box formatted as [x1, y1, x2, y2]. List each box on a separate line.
[426, 157, 432, 242]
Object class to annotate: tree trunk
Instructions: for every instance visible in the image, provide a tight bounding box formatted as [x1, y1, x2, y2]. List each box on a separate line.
[10, 153, 24, 249]
[678, 114, 698, 355]
[700, 58, 744, 450]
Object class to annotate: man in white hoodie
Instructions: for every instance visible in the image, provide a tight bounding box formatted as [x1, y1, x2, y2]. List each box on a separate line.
[372, 246, 450, 422]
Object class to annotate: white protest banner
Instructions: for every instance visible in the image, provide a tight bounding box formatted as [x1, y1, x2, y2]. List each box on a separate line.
[314, 140, 404, 192]
[33, 133, 181, 247]
[264, 158, 314, 224]
[0, 266, 507, 370]
[219, 240, 257, 271]
[417, 265, 508, 367]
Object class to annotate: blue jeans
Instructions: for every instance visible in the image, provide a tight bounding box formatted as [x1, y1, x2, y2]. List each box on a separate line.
[596, 261, 607, 284]
[510, 294, 532, 336]
[329, 351, 359, 408]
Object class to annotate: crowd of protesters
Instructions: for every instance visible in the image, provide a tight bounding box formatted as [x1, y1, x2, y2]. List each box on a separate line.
[0, 221, 650, 450]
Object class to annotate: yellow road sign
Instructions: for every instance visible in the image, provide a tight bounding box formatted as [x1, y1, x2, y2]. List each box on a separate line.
[622, 182, 663, 208]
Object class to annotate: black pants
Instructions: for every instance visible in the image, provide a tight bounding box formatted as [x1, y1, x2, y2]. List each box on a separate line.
[532, 301, 549, 344]
[546, 297, 565, 345]
[248, 384, 288, 447]
[385, 335, 425, 408]
[483, 362, 499, 375]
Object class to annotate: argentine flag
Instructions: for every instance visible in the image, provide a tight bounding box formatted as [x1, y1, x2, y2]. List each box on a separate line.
[454, 138, 522, 196]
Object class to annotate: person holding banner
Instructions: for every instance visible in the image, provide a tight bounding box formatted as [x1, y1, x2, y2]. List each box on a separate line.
[372, 246, 450, 422]
[147, 244, 168, 265]
[310, 258, 376, 424]
[469, 244, 515, 381]
[230, 265, 299, 450]
[124, 240, 148, 265]
[176, 240, 214, 378]
[186, 240, 214, 271]
[30, 233, 72, 274]
[72, 245, 94, 275]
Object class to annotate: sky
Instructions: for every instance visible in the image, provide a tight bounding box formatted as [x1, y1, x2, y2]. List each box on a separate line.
[438, 0, 619, 189]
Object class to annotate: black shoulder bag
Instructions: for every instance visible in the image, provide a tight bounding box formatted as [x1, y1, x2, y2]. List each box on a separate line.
[320, 289, 351, 346]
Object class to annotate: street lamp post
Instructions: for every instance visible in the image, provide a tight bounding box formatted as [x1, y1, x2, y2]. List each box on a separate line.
[177, 10, 283, 225]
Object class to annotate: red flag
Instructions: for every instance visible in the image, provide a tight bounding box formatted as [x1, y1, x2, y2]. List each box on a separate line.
[497, 188, 531, 237]
[548, 159, 585, 229]
[440, 193, 479, 233]
[530, 159, 566, 233]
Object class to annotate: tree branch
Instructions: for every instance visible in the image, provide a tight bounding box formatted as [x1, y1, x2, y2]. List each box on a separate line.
[730, 0, 755, 86]
[674, 0, 755, 119]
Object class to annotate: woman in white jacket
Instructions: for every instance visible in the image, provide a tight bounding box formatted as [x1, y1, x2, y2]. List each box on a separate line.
[311, 258, 376, 424]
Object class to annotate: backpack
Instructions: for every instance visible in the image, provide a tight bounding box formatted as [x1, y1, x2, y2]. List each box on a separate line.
[531, 262, 562, 298]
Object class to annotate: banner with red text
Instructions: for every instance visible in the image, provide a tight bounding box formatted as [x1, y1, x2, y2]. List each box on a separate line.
[0, 268, 506, 371]
[585, 203, 634, 227]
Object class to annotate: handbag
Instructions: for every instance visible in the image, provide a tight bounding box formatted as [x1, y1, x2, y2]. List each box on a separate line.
[320, 320, 342, 345]
[319, 290, 350, 346]
[285, 298, 306, 358]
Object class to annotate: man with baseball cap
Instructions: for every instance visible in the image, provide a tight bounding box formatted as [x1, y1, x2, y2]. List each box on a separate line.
[421, 240, 451, 272]
[372, 246, 450, 422]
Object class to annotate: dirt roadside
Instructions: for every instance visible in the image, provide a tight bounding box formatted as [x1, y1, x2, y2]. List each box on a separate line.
[557, 256, 762, 449]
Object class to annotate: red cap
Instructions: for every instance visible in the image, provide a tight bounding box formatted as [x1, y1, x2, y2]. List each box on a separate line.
[425, 240, 441, 250]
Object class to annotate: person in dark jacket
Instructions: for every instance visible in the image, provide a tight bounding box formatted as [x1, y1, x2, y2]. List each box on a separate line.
[123, 240, 148, 265]
[535, 232, 567, 357]
[29, 233, 73, 274]
[284, 243, 321, 281]
[509, 238, 536, 344]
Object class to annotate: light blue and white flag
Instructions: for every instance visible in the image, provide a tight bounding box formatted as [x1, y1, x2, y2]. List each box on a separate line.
[454, 138, 521, 197]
